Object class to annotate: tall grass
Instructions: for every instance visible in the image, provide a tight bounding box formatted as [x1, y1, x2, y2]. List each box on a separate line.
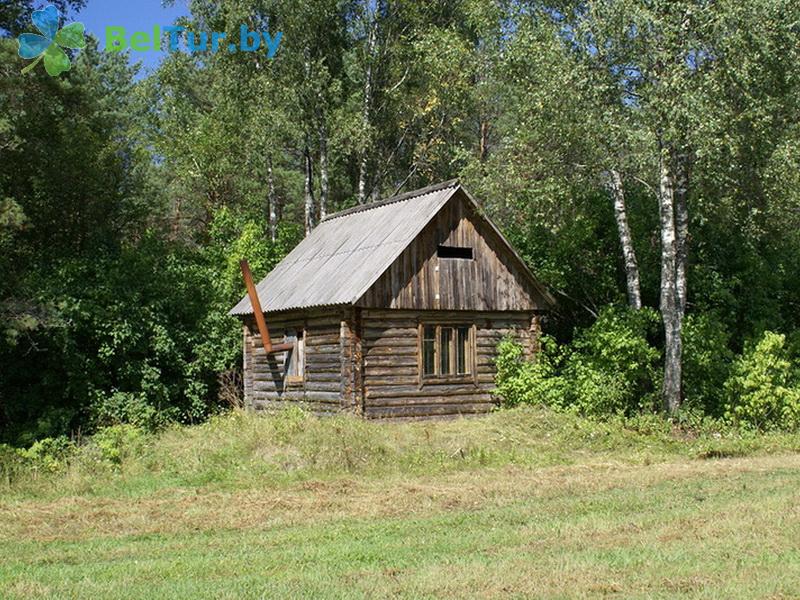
[3, 406, 799, 501]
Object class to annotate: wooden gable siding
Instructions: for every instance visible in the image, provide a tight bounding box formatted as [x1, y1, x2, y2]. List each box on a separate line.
[357, 190, 543, 311]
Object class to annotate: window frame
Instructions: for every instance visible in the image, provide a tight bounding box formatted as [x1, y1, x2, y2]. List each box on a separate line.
[418, 322, 476, 385]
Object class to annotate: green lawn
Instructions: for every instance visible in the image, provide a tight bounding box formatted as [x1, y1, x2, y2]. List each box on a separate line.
[1, 408, 799, 598]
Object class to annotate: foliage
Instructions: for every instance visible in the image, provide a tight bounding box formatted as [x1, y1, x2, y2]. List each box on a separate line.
[90, 424, 146, 466]
[16, 435, 76, 473]
[2, 0, 800, 442]
[496, 307, 661, 416]
[499, 315, 800, 434]
[495, 335, 567, 409]
[724, 332, 800, 432]
[564, 307, 662, 415]
[682, 313, 735, 416]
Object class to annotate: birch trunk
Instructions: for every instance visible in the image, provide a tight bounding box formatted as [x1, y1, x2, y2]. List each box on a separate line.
[267, 156, 277, 242]
[303, 145, 315, 236]
[319, 121, 329, 220]
[658, 149, 682, 414]
[674, 151, 690, 317]
[606, 169, 642, 310]
[357, 19, 377, 205]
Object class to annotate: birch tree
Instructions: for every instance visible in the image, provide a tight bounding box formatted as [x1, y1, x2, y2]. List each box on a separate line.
[556, 0, 800, 412]
[606, 169, 642, 310]
[477, 11, 647, 316]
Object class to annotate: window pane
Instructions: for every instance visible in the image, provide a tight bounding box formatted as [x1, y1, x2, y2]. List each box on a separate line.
[296, 332, 304, 376]
[423, 326, 435, 375]
[285, 331, 304, 378]
[456, 327, 470, 374]
[440, 327, 452, 375]
[284, 333, 296, 375]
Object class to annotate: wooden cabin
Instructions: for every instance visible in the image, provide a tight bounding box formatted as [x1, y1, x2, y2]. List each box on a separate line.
[229, 179, 554, 419]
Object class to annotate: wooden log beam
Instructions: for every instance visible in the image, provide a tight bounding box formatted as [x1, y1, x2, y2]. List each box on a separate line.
[239, 259, 293, 355]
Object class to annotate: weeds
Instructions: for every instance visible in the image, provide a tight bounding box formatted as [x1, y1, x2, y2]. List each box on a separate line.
[2, 406, 799, 501]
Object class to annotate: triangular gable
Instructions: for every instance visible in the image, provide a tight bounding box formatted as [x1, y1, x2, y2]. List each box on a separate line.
[357, 187, 555, 311]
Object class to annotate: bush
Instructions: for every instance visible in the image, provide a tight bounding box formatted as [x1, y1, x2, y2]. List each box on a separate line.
[91, 424, 147, 466]
[496, 306, 661, 416]
[18, 435, 76, 472]
[563, 307, 661, 415]
[495, 335, 567, 408]
[724, 331, 800, 432]
[0, 443, 29, 484]
[90, 390, 171, 432]
[682, 313, 735, 416]
[0, 209, 302, 446]
[564, 359, 633, 416]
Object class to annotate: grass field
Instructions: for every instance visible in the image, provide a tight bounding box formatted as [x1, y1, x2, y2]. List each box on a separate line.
[1, 407, 799, 599]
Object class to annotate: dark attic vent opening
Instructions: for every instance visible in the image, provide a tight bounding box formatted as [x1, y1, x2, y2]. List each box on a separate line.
[437, 245, 474, 260]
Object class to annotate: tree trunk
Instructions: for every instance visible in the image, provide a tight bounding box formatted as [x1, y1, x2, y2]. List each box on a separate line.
[606, 169, 642, 310]
[267, 156, 278, 242]
[658, 148, 682, 414]
[357, 18, 377, 205]
[479, 120, 490, 163]
[303, 145, 315, 236]
[319, 120, 329, 220]
[674, 151, 690, 317]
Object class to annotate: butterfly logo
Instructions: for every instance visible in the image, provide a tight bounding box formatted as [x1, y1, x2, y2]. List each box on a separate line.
[17, 4, 86, 76]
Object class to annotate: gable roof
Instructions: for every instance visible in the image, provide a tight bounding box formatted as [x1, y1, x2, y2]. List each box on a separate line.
[229, 179, 554, 315]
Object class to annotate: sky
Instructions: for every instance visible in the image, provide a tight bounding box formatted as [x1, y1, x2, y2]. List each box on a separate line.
[74, 0, 190, 74]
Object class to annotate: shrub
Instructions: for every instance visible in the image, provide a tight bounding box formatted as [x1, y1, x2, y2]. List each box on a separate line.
[565, 306, 661, 414]
[724, 331, 800, 432]
[496, 306, 660, 416]
[90, 390, 170, 432]
[682, 313, 735, 416]
[0, 213, 302, 445]
[90, 424, 147, 466]
[495, 335, 567, 408]
[0, 443, 29, 484]
[564, 358, 632, 416]
[18, 435, 76, 472]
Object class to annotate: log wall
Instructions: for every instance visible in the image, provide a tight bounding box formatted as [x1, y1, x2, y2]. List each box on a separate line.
[243, 307, 539, 419]
[243, 308, 345, 414]
[360, 309, 536, 419]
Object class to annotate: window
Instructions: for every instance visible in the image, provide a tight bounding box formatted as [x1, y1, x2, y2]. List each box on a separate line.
[421, 324, 474, 378]
[284, 330, 304, 383]
[437, 245, 473, 260]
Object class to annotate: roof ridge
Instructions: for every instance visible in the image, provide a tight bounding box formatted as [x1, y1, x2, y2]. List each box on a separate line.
[321, 178, 460, 222]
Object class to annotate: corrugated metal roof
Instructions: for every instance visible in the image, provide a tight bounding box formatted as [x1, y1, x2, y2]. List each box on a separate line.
[229, 179, 460, 315]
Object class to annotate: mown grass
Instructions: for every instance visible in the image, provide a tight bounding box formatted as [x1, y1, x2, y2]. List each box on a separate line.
[1, 407, 799, 598]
